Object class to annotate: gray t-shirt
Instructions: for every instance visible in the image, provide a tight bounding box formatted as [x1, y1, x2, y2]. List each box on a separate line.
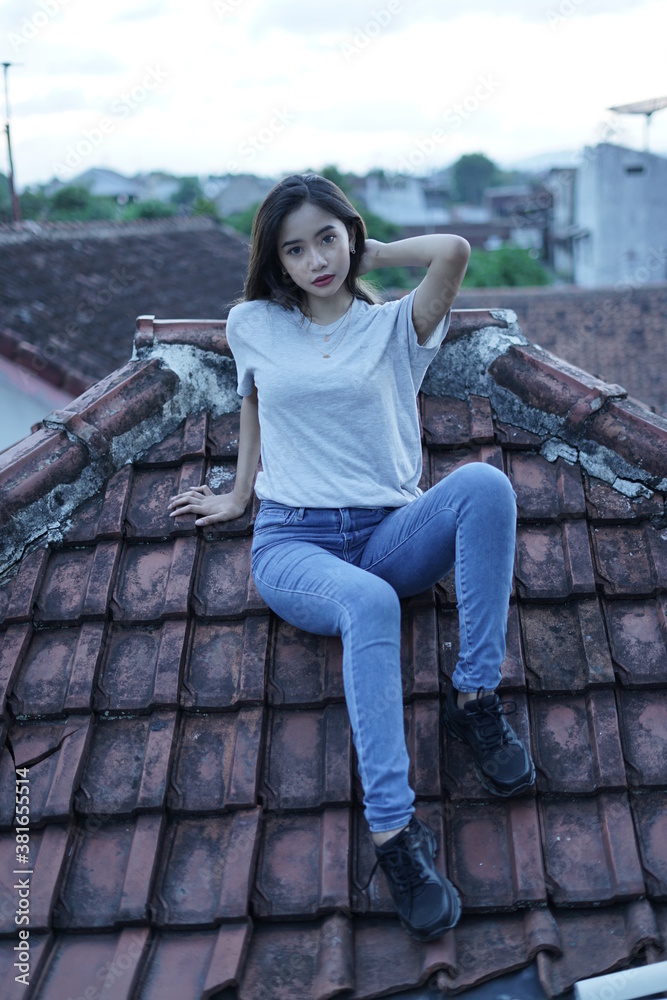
[225, 288, 450, 508]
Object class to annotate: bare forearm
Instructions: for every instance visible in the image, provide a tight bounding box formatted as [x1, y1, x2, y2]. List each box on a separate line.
[368, 234, 470, 271]
[232, 391, 261, 506]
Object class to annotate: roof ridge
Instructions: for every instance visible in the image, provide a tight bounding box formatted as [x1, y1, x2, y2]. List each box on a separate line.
[0, 214, 220, 246]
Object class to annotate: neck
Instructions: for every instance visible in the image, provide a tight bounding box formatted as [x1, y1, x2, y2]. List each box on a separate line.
[303, 289, 354, 326]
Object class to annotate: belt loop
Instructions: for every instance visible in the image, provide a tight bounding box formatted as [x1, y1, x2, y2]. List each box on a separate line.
[297, 507, 305, 520]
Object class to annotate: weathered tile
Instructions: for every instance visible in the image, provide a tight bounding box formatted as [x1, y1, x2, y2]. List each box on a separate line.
[141, 410, 208, 465]
[125, 461, 205, 538]
[401, 603, 440, 697]
[0, 824, 70, 933]
[95, 620, 186, 711]
[76, 712, 176, 816]
[587, 398, 667, 480]
[494, 421, 543, 450]
[584, 473, 665, 522]
[207, 411, 241, 458]
[169, 708, 263, 812]
[34, 542, 121, 624]
[507, 452, 586, 521]
[152, 810, 261, 927]
[252, 810, 350, 918]
[62, 465, 132, 543]
[438, 602, 526, 692]
[448, 798, 546, 910]
[515, 522, 596, 600]
[0, 548, 49, 625]
[0, 716, 91, 827]
[540, 793, 645, 905]
[0, 933, 50, 999]
[430, 445, 505, 486]
[111, 538, 197, 621]
[137, 924, 251, 1000]
[405, 699, 441, 799]
[30, 929, 148, 1000]
[0, 624, 31, 713]
[592, 524, 667, 597]
[422, 395, 494, 447]
[605, 597, 667, 687]
[530, 691, 626, 794]
[268, 621, 344, 706]
[192, 536, 265, 616]
[520, 600, 614, 691]
[618, 692, 667, 787]
[53, 815, 163, 929]
[261, 705, 351, 810]
[631, 791, 667, 898]
[181, 616, 268, 710]
[9, 623, 106, 717]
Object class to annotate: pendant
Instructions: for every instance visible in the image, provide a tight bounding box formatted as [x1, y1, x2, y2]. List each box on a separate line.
[323, 334, 330, 342]
[322, 354, 330, 359]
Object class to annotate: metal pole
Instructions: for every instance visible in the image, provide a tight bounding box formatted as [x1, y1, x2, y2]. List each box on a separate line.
[2, 62, 22, 224]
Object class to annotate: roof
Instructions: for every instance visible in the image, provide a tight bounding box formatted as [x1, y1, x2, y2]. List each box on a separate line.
[1, 307, 666, 999]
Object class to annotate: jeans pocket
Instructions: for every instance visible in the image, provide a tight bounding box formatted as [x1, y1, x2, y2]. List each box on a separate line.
[254, 502, 299, 532]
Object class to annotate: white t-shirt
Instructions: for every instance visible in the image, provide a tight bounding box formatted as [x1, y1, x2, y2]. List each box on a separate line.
[225, 288, 450, 508]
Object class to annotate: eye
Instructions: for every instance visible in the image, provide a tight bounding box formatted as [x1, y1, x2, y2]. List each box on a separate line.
[287, 246, 303, 256]
[322, 234, 336, 245]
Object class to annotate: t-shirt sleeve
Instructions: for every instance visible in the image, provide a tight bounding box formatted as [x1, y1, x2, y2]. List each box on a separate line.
[395, 288, 451, 390]
[225, 304, 255, 397]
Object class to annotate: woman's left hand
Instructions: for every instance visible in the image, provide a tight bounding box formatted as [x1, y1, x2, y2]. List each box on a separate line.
[356, 238, 385, 276]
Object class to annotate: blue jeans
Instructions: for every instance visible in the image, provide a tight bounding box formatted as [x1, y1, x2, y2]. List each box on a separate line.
[251, 463, 517, 833]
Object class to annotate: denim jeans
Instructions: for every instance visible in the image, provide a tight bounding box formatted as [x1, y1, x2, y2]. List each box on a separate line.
[251, 462, 517, 833]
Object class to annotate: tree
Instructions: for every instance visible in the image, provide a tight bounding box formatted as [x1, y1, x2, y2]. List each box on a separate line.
[462, 245, 552, 288]
[122, 199, 177, 220]
[171, 176, 203, 207]
[452, 153, 501, 204]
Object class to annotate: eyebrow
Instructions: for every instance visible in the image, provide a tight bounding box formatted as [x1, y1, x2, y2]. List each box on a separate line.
[281, 224, 336, 249]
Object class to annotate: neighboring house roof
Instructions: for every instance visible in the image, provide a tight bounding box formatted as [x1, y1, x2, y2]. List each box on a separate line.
[1, 309, 667, 1000]
[457, 284, 667, 417]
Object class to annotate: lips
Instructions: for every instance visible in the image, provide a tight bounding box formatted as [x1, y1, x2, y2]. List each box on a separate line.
[312, 274, 334, 286]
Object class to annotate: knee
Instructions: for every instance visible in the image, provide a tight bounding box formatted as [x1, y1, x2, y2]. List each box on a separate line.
[453, 462, 516, 517]
[347, 574, 400, 631]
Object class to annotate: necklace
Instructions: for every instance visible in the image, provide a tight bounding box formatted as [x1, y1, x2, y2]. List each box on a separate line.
[303, 299, 354, 359]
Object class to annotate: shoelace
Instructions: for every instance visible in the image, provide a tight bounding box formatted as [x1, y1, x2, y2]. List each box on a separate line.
[469, 689, 518, 752]
[360, 833, 429, 893]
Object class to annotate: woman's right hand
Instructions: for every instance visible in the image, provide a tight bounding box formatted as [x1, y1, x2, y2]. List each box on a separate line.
[167, 485, 248, 526]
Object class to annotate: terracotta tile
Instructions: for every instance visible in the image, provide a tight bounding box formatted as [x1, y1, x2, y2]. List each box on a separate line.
[0, 426, 89, 521]
[0, 716, 91, 827]
[71, 357, 179, 442]
[631, 791, 667, 898]
[494, 421, 543, 449]
[252, 809, 350, 918]
[54, 815, 163, 929]
[0, 548, 48, 625]
[540, 792, 645, 905]
[520, 600, 614, 691]
[515, 521, 596, 600]
[268, 621, 344, 706]
[618, 692, 667, 787]
[605, 598, 667, 686]
[443, 692, 534, 802]
[137, 923, 251, 1000]
[192, 536, 267, 617]
[0, 624, 31, 713]
[152, 810, 261, 927]
[0, 933, 50, 1000]
[34, 542, 121, 624]
[239, 914, 354, 1000]
[76, 712, 176, 816]
[111, 538, 197, 621]
[0, 824, 70, 933]
[438, 909, 561, 993]
[169, 708, 263, 812]
[448, 798, 545, 910]
[355, 917, 457, 997]
[401, 603, 440, 697]
[63, 465, 132, 543]
[95, 620, 186, 711]
[588, 399, 667, 480]
[405, 699, 441, 799]
[584, 472, 665, 522]
[422, 395, 494, 447]
[181, 616, 269, 709]
[430, 445, 505, 486]
[592, 524, 667, 596]
[439, 602, 526, 693]
[207, 411, 241, 458]
[447, 309, 508, 338]
[202, 467, 258, 538]
[261, 705, 351, 810]
[10, 623, 106, 717]
[507, 452, 586, 521]
[530, 690, 626, 794]
[30, 929, 149, 1000]
[141, 410, 208, 464]
[125, 461, 205, 539]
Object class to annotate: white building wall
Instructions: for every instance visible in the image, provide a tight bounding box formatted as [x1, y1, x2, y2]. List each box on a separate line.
[574, 143, 667, 287]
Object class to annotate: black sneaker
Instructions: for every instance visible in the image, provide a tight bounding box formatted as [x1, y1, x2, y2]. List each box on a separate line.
[442, 686, 535, 797]
[366, 816, 461, 942]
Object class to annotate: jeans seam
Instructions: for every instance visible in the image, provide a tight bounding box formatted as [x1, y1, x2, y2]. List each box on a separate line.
[362, 504, 458, 572]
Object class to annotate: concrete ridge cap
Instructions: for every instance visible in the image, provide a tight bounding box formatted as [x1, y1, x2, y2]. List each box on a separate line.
[0, 214, 221, 246]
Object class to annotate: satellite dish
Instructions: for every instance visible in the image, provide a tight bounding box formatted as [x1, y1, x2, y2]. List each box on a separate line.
[608, 95, 667, 151]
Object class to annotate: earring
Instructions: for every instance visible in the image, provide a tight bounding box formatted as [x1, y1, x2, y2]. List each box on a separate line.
[350, 248, 356, 255]
[281, 268, 287, 275]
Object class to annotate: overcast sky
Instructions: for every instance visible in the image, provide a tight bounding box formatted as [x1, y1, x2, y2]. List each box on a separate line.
[2, 0, 666, 187]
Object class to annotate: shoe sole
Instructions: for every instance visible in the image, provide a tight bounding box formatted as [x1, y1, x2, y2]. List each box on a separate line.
[398, 824, 462, 942]
[444, 716, 536, 798]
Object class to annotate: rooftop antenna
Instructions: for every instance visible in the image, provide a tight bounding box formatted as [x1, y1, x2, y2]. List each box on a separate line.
[2, 61, 23, 223]
[608, 95, 667, 152]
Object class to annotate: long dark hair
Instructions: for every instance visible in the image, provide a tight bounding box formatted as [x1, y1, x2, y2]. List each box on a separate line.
[242, 173, 378, 312]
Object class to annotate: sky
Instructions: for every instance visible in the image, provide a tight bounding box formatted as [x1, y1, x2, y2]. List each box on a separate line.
[1, 0, 667, 189]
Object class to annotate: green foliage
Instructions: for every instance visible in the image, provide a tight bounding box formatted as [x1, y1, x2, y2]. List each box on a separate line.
[121, 198, 177, 220]
[192, 196, 220, 219]
[224, 202, 260, 236]
[171, 175, 203, 206]
[462, 245, 552, 288]
[452, 153, 502, 204]
[19, 186, 50, 220]
[48, 186, 118, 221]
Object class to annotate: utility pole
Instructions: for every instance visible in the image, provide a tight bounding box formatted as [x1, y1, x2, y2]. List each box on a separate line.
[2, 61, 22, 223]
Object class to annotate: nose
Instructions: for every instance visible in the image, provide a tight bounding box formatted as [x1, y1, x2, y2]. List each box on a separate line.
[309, 247, 327, 270]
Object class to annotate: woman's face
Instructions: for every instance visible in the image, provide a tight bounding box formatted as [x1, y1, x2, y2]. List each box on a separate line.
[277, 201, 353, 304]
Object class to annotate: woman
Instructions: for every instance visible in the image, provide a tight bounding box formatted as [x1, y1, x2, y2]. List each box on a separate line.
[168, 173, 534, 942]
